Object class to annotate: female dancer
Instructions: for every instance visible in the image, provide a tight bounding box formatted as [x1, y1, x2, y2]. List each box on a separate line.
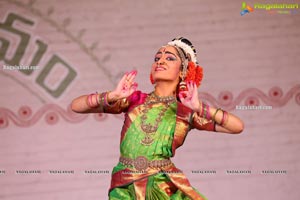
[71, 37, 244, 200]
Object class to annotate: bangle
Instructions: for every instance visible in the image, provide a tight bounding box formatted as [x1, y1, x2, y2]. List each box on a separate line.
[87, 94, 92, 107]
[103, 91, 110, 106]
[203, 104, 207, 120]
[206, 104, 211, 120]
[97, 93, 105, 111]
[213, 121, 217, 131]
[223, 111, 230, 126]
[199, 102, 211, 120]
[212, 108, 222, 122]
[92, 93, 98, 107]
[97, 93, 102, 105]
[198, 101, 204, 116]
[220, 110, 226, 126]
[87, 93, 99, 108]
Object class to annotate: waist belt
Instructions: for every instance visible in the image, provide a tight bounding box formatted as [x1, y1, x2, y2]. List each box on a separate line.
[119, 156, 172, 171]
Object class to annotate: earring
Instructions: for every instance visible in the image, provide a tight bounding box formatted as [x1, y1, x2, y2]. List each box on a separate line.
[178, 80, 187, 98]
[179, 66, 187, 93]
[179, 80, 187, 92]
[150, 73, 155, 84]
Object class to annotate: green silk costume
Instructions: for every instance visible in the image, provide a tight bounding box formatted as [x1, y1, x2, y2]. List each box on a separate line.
[102, 91, 215, 200]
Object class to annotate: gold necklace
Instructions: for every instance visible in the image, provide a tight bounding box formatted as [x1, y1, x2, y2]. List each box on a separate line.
[140, 92, 176, 145]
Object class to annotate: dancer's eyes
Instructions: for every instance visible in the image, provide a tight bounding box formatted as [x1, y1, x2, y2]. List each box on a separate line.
[154, 55, 176, 62]
[154, 56, 161, 62]
[166, 56, 176, 61]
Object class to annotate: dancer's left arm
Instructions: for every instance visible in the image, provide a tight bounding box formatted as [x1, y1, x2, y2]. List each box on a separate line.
[179, 82, 244, 134]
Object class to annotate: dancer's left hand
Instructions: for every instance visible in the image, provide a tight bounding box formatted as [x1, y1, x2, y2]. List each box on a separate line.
[178, 82, 200, 111]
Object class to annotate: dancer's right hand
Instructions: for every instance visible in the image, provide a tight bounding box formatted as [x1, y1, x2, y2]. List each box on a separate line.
[108, 70, 138, 102]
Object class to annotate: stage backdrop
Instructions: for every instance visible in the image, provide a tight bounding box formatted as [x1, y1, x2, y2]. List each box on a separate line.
[0, 0, 299, 199]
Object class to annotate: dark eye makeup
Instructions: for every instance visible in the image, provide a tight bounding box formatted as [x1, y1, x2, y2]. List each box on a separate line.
[154, 53, 177, 62]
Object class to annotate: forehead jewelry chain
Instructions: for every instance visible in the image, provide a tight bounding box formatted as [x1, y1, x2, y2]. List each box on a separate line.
[140, 92, 176, 146]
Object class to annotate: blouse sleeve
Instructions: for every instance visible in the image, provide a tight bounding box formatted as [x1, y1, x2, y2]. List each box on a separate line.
[102, 97, 130, 114]
[191, 111, 216, 132]
[176, 101, 215, 132]
[100, 90, 144, 114]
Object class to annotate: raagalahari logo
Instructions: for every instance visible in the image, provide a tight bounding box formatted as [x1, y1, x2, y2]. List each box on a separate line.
[240, 2, 254, 16]
[240, 2, 299, 16]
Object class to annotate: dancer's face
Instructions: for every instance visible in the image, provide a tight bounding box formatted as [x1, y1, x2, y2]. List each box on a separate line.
[151, 45, 182, 84]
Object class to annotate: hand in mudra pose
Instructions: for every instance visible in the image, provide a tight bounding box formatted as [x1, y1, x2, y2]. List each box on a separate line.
[109, 70, 138, 102]
[178, 81, 201, 111]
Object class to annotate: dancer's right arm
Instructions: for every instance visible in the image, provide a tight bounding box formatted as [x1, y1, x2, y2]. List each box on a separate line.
[71, 70, 138, 113]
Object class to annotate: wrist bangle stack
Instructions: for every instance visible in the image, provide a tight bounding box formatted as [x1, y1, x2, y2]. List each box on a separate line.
[206, 104, 211, 120]
[220, 110, 226, 126]
[87, 93, 99, 108]
[97, 93, 106, 111]
[212, 108, 222, 122]
[199, 102, 212, 120]
[203, 104, 207, 120]
[220, 111, 229, 127]
[87, 91, 111, 109]
[212, 108, 230, 126]
[104, 91, 113, 106]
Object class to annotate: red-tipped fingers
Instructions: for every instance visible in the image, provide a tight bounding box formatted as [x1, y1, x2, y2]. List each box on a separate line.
[126, 70, 138, 82]
[187, 82, 192, 92]
[131, 70, 137, 75]
[188, 81, 195, 90]
[128, 70, 137, 76]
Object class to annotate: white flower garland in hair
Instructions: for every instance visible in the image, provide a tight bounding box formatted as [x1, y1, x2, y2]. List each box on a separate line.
[167, 40, 197, 63]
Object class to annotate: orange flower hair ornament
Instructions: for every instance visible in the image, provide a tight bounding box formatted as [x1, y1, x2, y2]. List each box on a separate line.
[178, 61, 204, 95]
[167, 37, 204, 94]
[185, 61, 203, 87]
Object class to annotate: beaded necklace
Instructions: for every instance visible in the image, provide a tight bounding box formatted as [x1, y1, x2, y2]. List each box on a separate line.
[140, 92, 176, 145]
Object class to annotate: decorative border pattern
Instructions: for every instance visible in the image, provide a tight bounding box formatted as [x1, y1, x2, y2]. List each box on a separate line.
[0, 86, 299, 129]
[200, 85, 300, 110]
